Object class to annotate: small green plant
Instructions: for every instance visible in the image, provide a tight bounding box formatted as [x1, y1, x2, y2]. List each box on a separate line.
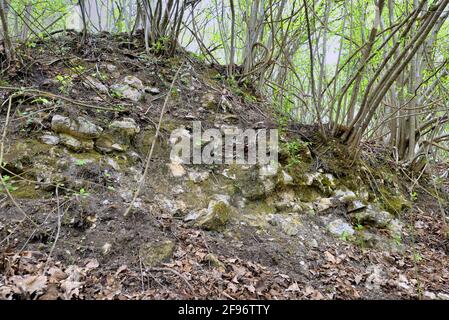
[410, 191, 418, 202]
[191, 52, 206, 62]
[413, 252, 423, 263]
[75, 159, 87, 166]
[76, 188, 90, 198]
[55, 74, 72, 93]
[393, 234, 402, 246]
[151, 36, 170, 54]
[93, 72, 108, 81]
[170, 88, 180, 98]
[113, 104, 126, 111]
[284, 139, 310, 157]
[355, 223, 364, 231]
[31, 97, 50, 105]
[1, 175, 18, 192]
[71, 65, 85, 73]
[111, 90, 124, 99]
[340, 230, 353, 241]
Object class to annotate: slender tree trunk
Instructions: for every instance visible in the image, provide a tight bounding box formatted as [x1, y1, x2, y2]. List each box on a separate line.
[0, 0, 14, 62]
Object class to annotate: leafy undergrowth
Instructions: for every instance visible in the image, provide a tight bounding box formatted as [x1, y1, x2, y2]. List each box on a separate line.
[1, 203, 449, 300]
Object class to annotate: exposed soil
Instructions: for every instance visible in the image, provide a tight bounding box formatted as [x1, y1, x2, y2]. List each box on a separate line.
[0, 33, 448, 300]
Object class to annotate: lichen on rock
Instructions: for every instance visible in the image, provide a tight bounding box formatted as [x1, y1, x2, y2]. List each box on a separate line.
[139, 240, 175, 268]
[196, 200, 232, 231]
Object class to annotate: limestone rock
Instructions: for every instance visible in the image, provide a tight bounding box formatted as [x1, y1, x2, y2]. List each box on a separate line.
[304, 172, 320, 186]
[95, 117, 142, 151]
[40, 134, 60, 145]
[365, 265, 387, 290]
[110, 118, 140, 137]
[123, 75, 144, 90]
[262, 178, 276, 195]
[145, 87, 161, 95]
[236, 169, 267, 200]
[333, 188, 356, 202]
[269, 215, 300, 236]
[304, 172, 336, 194]
[196, 200, 231, 231]
[315, 197, 334, 212]
[102, 242, 112, 255]
[184, 210, 203, 222]
[299, 202, 315, 215]
[259, 162, 278, 178]
[51, 115, 103, 139]
[327, 219, 355, 237]
[120, 190, 133, 202]
[105, 64, 117, 72]
[274, 190, 296, 211]
[188, 171, 210, 183]
[95, 134, 124, 152]
[59, 133, 94, 152]
[357, 230, 382, 248]
[438, 293, 449, 300]
[221, 168, 236, 180]
[347, 199, 367, 212]
[211, 194, 231, 205]
[139, 240, 175, 268]
[388, 218, 403, 238]
[169, 163, 186, 177]
[353, 206, 393, 228]
[281, 170, 294, 185]
[106, 157, 120, 171]
[111, 83, 143, 102]
[135, 129, 170, 159]
[234, 164, 279, 200]
[161, 199, 187, 216]
[84, 76, 108, 93]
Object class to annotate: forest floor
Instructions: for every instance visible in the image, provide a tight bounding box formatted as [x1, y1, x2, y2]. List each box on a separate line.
[0, 33, 448, 300]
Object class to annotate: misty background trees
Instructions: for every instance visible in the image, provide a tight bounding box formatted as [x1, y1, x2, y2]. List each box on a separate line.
[1, 0, 448, 165]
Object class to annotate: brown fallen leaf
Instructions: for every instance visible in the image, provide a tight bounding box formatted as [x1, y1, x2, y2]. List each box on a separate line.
[286, 282, 301, 292]
[244, 284, 256, 294]
[60, 279, 83, 299]
[354, 274, 363, 285]
[10, 275, 47, 295]
[85, 258, 99, 270]
[324, 251, 337, 264]
[227, 282, 238, 293]
[47, 267, 68, 283]
[115, 265, 128, 276]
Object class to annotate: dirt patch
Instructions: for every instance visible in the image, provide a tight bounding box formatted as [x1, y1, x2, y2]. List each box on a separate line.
[1, 33, 448, 300]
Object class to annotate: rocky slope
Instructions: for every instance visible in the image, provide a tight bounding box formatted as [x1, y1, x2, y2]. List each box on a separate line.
[0, 33, 448, 299]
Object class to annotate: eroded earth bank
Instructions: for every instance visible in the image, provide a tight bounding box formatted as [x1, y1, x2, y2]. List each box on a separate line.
[1, 34, 448, 299]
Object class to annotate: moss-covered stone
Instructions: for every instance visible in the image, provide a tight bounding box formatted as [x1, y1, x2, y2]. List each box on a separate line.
[59, 133, 94, 152]
[3, 139, 52, 166]
[197, 201, 231, 231]
[353, 207, 392, 228]
[204, 253, 225, 271]
[51, 115, 103, 139]
[201, 92, 217, 110]
[8, 181, 47, 199]
[233, 165, 269, 200]
[134, 128, 169, 159]
[139, 240, 175, 267]
[378, 187, 411, 214]
[295, 185, 321, 202]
